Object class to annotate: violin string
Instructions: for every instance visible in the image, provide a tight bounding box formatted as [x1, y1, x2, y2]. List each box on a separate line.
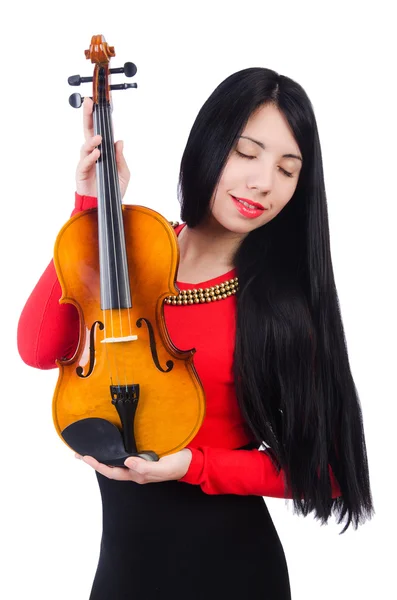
[101, 99, 132, 392]
[94, 102, 120, 388]
[97, 94, 132, 392]
[94, 104, 114, 387]
[103, 101, 135, 354]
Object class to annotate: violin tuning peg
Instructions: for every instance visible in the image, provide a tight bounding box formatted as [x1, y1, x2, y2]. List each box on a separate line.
[69, 93, 92, 108]
[124, 62, 137, 77]
[69, 93, 83, 108]
[110, 83, 138, 91]
[68, 75, 82, 86]
[68, 75, 94, 86]
[109, 62, 137, 77]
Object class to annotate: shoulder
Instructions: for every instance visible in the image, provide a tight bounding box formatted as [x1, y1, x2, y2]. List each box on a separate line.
[168, 220, 185, 235]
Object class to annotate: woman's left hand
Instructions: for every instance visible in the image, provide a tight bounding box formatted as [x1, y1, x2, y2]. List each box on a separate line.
[76, 449, 193, 483]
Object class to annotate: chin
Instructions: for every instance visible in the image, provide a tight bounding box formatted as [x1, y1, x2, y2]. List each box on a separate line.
[215, 219, 258, 236]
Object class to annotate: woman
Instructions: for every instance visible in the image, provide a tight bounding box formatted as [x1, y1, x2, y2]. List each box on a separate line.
[17, 67, 374, 599]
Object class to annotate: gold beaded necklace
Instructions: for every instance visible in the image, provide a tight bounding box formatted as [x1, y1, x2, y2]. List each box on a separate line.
[165, 221, 239, 306]
[164, 276, 239, 305]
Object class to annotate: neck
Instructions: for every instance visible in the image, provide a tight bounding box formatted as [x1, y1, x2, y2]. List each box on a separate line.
[178, 218, 245, 270]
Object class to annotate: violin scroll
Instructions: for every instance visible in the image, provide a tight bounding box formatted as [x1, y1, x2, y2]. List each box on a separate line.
[84, 34, 115, 63]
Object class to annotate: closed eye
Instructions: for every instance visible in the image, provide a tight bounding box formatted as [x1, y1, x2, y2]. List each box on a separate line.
[235, 150, 294, 178]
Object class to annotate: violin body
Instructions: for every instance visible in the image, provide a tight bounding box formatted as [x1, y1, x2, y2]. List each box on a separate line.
[53, 205, 205, 463]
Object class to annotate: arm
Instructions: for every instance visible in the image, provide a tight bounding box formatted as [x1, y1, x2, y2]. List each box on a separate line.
[179, 446, 341, 499]
[17, 193, 98, 369]
[18, 97, 129, 370]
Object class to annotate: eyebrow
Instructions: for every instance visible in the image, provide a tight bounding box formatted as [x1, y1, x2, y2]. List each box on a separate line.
[239, 135, 303, 162]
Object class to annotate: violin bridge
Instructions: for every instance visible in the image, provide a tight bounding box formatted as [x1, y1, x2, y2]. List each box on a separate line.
[100, 335, 138, 344]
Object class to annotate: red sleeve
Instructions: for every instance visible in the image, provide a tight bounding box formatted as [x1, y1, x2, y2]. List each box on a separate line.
[17, 193, 98, 369]
[179, 446, 341, 499]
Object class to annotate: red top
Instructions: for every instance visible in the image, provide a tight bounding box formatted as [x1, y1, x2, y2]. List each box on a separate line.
[17, 193, 341, 499]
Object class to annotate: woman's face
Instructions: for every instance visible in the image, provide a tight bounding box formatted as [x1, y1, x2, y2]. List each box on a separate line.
[209, 103, 303, 235]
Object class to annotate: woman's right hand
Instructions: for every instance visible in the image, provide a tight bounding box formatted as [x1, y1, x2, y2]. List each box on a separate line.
[76, 97, 131, 199]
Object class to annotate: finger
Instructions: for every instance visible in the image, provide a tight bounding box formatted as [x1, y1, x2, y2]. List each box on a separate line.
[124, 457, 163, 482]
[115, 140, 131, 182]
[124, 457, 143, 470]
[77, 148, 100, 178]
[114, 140, 126, 166]
[82, 456, 131, 481]
[80, 135, 102, 159]
[115, 140, 124, 154]
[83, 97, 95, 143]
[115, 140, 129, 167]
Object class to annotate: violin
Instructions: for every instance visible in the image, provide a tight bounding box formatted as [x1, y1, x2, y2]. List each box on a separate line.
[52, 34, 205, 466]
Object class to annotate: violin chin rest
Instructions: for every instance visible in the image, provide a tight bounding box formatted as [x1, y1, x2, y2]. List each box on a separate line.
[61, 418, 158, 466]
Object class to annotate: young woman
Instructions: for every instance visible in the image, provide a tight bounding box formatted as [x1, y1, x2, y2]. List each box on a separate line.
[17, 67, 374, 599]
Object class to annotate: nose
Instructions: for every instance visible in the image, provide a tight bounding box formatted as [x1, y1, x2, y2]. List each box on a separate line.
[246, 162, 273, 195]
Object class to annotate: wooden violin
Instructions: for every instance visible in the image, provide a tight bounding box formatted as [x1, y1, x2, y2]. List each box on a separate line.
[52, 34, 205, 465]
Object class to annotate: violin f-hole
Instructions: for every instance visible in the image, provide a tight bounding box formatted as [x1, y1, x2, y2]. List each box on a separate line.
[136, 317, 174, 373]
[76, 320, 104, 378]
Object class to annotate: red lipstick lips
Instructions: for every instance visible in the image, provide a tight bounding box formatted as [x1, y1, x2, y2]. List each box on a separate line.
[233, 197, 265, 210]
[231, 196, 267, 219]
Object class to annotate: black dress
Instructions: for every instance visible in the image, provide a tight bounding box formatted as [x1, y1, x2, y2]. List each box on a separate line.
[89, 448, 291, 600]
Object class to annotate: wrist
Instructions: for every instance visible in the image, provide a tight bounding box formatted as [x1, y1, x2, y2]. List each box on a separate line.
[72, 192, 98, 215]
[178, 447, 204, 484]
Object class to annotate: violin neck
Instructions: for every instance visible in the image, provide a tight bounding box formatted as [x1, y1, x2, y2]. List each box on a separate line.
[93, 99, 132, 310]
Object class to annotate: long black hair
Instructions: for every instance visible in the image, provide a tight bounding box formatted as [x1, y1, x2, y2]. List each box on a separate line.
[177, 67, 374, 534]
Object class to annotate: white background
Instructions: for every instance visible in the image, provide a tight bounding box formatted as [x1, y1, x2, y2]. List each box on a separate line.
[2, 1, 395, 598]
